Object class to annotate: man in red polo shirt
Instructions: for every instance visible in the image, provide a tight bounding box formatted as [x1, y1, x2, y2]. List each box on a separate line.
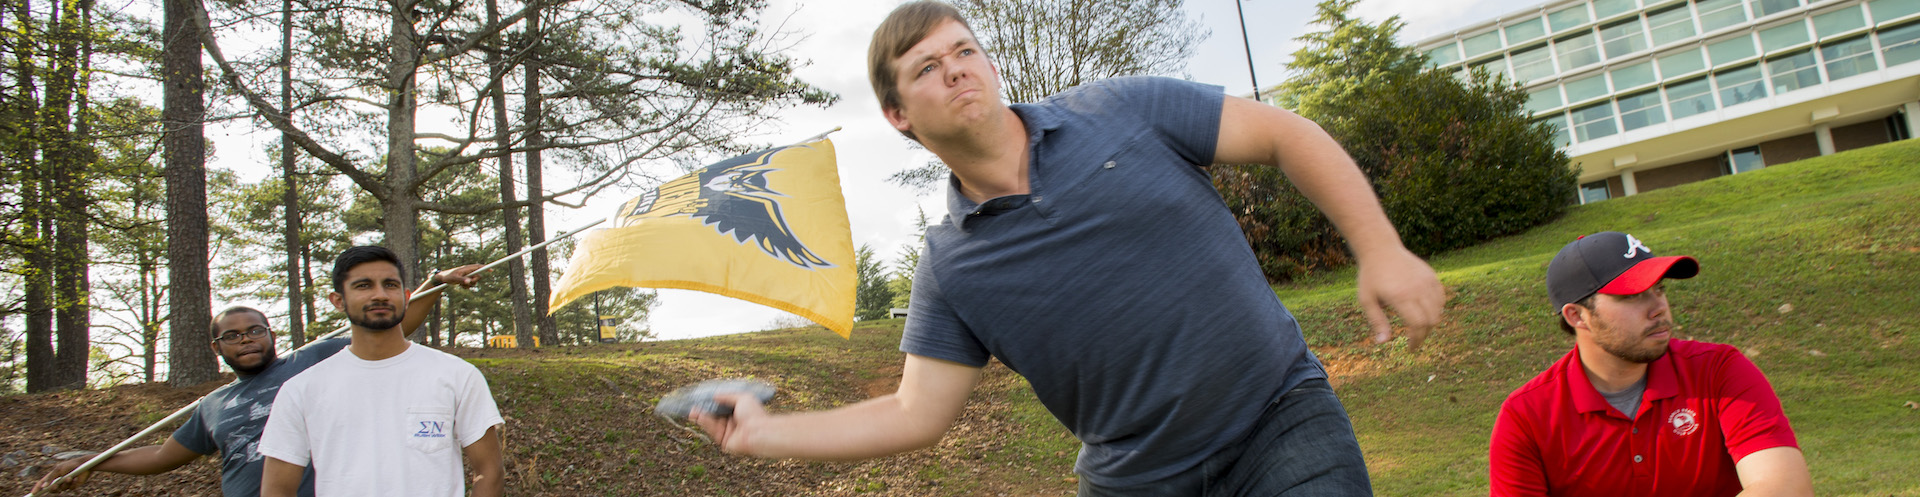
[1488, 231, 1812, 496]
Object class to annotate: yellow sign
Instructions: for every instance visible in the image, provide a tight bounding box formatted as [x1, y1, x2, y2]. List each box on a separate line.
[548, 138, 856, 337]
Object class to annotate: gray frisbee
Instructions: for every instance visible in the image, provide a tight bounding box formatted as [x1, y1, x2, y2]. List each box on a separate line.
[655, 378, 776, 418]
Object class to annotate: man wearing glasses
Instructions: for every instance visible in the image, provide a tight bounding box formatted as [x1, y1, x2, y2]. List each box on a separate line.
[31, 266, 481, 496]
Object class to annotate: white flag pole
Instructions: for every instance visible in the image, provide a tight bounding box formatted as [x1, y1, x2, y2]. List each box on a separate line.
[26, 219, 607, 496]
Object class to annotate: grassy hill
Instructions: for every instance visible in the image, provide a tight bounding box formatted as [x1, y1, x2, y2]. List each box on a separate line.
[2, 138, 1914, 496]
[1278, 138, 1920, 496]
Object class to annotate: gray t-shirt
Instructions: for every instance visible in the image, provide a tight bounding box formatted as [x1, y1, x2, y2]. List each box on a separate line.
[901, 76, 1325, 487]
[1599, 376, 1649, 420]
[173, 337, 347, 497]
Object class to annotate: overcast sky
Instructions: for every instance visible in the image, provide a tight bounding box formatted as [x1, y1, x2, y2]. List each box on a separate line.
[205, 0, 1549, 341]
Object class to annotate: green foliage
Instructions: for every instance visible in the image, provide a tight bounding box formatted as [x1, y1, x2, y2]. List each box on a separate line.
[853, 244, 895, 321]
[888, 207, 929, 310]
[1218, 0, 1574, 281]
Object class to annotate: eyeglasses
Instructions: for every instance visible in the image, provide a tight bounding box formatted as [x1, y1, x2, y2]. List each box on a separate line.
[214, 327, 271, 344]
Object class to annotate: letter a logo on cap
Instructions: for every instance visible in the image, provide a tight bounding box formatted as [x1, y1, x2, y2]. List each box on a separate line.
[1623, 234, 1652, 258]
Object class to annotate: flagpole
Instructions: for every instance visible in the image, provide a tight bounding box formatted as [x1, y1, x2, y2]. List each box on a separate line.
[26, 218, 608, 497]
[31, 127, 844, 494]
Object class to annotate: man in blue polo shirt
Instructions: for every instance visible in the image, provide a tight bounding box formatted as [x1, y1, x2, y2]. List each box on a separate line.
[690, 2, 1444, 494]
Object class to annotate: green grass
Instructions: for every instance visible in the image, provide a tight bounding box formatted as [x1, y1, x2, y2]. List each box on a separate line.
[1269, 139, 1920, 496]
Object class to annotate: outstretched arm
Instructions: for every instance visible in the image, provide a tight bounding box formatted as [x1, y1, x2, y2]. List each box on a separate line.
[1213, 96, 1445, 346]
[31, 437, 203, 493]
[402, 264, 484, 338]
[692, 354, 981, 460]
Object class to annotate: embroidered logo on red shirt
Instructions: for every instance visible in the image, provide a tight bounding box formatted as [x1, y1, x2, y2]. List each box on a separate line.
[1669, 408, 1699, 436]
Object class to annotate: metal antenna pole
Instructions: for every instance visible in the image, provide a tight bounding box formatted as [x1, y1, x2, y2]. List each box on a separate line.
[1234, 0, 1262, 101]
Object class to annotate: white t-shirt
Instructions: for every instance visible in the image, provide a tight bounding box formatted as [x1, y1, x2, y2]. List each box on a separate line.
[259, 342, 503, 497]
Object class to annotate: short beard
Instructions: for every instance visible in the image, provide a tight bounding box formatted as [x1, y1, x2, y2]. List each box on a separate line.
[1593, 318, 1671, 364]
[222, 351, 276, 375]
[348, 305, 405, 332]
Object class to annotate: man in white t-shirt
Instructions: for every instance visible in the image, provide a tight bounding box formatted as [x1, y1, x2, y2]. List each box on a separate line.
[259, 246, 505, 497]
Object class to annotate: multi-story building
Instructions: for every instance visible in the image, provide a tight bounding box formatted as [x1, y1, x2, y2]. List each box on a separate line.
[1416, 0, 1920, 203]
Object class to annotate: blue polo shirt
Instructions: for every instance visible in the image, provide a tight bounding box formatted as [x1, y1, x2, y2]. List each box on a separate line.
[901, 76, 1325, 486]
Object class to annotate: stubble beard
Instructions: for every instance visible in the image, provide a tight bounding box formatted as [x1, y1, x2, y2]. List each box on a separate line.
[1593, 316, 1672, 364]
[348, 304, 405, 332]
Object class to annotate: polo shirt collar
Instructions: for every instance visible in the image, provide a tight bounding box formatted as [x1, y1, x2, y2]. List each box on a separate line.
[1567, 344, 1681, 415]
[940, 102, 1065, 231]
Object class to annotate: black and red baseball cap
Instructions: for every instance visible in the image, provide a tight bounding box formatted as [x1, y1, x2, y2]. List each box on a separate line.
[1547, 231, 1699, 309]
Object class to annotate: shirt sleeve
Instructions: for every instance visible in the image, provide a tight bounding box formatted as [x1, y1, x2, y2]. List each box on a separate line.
[256, 380, 312, 466]
[454, 364, 504, 448]
[1713, 348, 1799, 461]
[169, 402, 218, 456]
[1488, 400, 1550, 497]
[898, 247, 990, 367]
[1122, 76, 1224, 167]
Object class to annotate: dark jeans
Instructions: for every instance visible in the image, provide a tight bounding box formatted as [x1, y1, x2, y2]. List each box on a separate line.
[1077, 379, 1372, 497]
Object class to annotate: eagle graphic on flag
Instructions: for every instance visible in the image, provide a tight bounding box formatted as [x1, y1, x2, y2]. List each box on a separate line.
[549, 136, 856, 337]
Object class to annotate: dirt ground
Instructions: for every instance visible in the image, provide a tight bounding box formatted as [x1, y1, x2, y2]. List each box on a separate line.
[0, 331, 1080, 497]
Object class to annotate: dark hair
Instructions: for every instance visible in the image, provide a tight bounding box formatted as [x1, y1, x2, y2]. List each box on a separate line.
[1556, 294, 1597, 336]
[332, 245, 406, 293]
[867, 0, 975, 142]
[210, 306, 271, 340]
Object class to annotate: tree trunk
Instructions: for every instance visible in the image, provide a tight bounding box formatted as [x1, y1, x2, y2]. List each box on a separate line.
[164, 0, 217, 387]
[524, 4, 557, 348]
[487, 0, 534, 352]
[49, 0, 96, 390]
[303, 244, 317, 337]
[280, 0, 304, 348]
[384, 0, 424, 343]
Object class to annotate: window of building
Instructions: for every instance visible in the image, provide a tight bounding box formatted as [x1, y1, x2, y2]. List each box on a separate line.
[1427, 43, 1462, 67]
[1617, 90, 1669, 131]
[1464, 30, 1505, 57]
[1551, 5, 1594, 32]
[1666, 76, 1719, 118]
[1710, 35, 1760, 64]
[1815, 6, 1868, 38]
[1699, 0, 1751, 33]
[1760, 21, 1813, 51]
[1566, 72, 1613, 103]
[1571, 102, 1621, 141]
[1474, 57, 1512, 80]
[1727, 146, 1766, 173]
[1820, 36, 1879, 80]
[1581, 180, 1613, 203]
[1716, 64, 1769, 106]
[1508, 17, 1549, 43]
[1526, 86, 1566, 114]
[1512, 44, 1559, 81]
[1595, 0, 1640, 19]
[1659, 47, 1710, 76]
[1612, 61, 1660, 89]
[1537, 114, 1573, 147]
[1601, 19, 1652, 58]
[1880, 21, 1920, 65]
[1870, 0, 1920, 23]
[1649, 5, 1700, 46]
[1558, 32, 1604, 70]
[1767, 50, 1821, 93]
[1751, 0, 1802, 18]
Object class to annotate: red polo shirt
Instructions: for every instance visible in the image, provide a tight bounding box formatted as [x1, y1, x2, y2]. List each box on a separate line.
[1489, 340, 1798, 496]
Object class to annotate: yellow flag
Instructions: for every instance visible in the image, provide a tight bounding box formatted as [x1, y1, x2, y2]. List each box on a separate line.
[548, 138, 855, 337]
